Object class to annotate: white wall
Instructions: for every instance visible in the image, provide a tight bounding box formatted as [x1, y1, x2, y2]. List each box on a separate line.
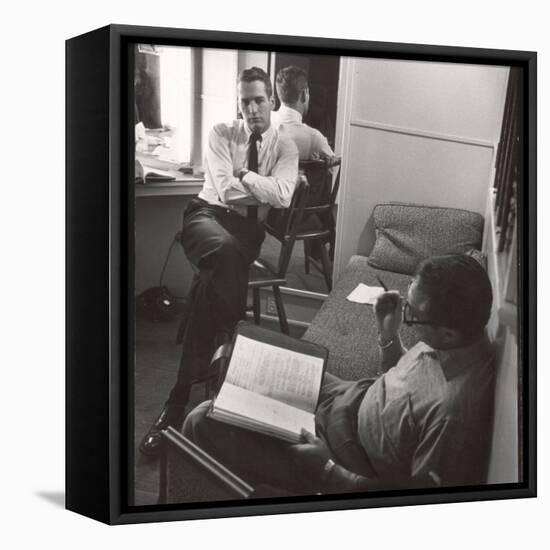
[334, 58, 509, 279]
[135, 196, 195, 296]
[237, 50, 269, 73]
[201, 48, 239, 157]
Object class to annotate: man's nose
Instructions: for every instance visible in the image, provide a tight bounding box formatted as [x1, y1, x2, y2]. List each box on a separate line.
[248, 100, 258, 114]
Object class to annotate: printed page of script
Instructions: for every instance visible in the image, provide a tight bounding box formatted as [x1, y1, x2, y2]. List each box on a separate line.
[225, 335, 324, 413]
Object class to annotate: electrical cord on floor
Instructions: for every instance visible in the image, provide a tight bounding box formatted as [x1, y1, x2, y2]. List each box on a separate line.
[158, 235, 186, 301]
[136, 235, 185, 321]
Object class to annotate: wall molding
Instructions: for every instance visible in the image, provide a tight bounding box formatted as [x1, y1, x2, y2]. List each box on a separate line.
[350, 118, 496, 149]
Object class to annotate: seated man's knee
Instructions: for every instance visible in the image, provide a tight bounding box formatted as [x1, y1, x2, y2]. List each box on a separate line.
[182, 401, 212, 442]
[214, 234, 242, 262]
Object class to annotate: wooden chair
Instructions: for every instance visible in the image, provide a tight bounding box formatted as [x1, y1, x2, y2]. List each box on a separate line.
[265, 157, 341, 292]
[248, 175, 310, 335]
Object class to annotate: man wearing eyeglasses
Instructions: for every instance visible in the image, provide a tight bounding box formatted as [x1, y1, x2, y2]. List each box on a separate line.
[184, 253, 496, 492]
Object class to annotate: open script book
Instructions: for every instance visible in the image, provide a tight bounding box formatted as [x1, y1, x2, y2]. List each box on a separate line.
[208, 323, 328, 443]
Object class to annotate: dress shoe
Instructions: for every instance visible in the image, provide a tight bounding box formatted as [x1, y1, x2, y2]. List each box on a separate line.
[139, 405, 186, 457]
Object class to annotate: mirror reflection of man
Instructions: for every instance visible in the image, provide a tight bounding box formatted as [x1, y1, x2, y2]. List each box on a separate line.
[270, 65, 337, 260]
[140, 67, 299, 457]
[184, 254, 497, 492]
[272, 65, 334, 161]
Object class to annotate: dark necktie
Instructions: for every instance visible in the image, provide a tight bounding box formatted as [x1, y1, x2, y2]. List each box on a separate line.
[247, 133, 261, 220]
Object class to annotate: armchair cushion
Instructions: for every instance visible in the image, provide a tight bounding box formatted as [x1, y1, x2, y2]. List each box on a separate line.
[368, 203, 484, 275]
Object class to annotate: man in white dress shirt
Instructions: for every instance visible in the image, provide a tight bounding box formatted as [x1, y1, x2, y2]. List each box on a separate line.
[270, 66, 336, 261]
[140, 67, 299, 456]
[272, 65, 334, 161]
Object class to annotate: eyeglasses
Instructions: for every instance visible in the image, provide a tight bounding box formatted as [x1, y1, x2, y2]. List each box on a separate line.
[402, 301, 439, 327]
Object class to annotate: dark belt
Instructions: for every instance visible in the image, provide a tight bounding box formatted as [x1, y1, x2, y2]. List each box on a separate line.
[185, 198, 248, 219]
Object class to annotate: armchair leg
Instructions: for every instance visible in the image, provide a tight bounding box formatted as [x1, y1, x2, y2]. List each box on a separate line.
[272, 285, 289, 335]
[319, 242, 333, 292]
[252, 287, 261, 325]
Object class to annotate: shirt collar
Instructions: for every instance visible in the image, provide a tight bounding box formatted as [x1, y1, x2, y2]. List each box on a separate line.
[242, 119, 275, 142]
[432, 333, 495, 381]
[276, 104, 303, 124]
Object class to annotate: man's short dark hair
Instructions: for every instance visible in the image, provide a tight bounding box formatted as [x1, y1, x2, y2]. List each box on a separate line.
[276, 66, 308, 104]
[415, 254, 493, 342]
[238, 66, 273, 98]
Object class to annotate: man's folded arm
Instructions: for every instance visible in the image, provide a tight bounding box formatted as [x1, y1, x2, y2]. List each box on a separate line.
[241, 139, 299, 208]
[206, 125, 255, 204]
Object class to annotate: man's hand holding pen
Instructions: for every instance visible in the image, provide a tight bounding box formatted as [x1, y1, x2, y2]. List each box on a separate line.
[373, 276, 403, 345]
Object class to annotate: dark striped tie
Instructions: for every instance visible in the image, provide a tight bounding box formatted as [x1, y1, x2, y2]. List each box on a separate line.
[247, 133, 261, 221]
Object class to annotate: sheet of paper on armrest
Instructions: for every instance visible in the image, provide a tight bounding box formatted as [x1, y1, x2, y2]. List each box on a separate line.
[213, 383, 316, 440]
[346, 283, 384, 304]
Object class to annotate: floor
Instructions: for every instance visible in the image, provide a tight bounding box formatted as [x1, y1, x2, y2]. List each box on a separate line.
[261, 233, 331, 295]
[132, 312, 307, 506]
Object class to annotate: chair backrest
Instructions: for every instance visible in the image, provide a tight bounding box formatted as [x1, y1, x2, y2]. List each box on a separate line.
[262, 159, 341, 277]
[276, 174, 310, 276]
[298, 157, 342, 224]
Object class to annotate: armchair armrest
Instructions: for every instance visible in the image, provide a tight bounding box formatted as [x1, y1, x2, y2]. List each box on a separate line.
[159, 426, 254, 503]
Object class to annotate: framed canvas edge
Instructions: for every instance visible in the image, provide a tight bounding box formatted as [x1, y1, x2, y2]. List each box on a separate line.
[66, 23, 537, 526]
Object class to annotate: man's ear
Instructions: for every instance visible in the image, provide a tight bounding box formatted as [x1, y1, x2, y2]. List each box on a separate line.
[439, 326, 461, 346]
[269, 95, 275, 109]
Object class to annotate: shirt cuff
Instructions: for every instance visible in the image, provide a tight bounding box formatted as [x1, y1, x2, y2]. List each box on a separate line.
[240, 170, 264, 202]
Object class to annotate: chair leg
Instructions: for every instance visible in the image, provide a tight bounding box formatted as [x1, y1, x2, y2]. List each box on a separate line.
[272, 285, 289, 335]
[252, 287, 261, 325]
[304, 241, 310, 274]
[319, 242, 333, 291]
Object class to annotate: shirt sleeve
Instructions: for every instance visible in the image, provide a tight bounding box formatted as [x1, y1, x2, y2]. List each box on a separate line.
[205, 124, 250, 203]
[311, 129, 334, 159]
[241, 137, 299, 208]
[411, 417, 461, 486]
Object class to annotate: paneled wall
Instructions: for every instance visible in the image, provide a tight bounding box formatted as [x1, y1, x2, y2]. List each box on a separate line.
[484, 192, 519, 484]
[334, 58, 509, 280]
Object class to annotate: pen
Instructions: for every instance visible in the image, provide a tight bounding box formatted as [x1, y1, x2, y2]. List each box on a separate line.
[376, 275, 388, 292]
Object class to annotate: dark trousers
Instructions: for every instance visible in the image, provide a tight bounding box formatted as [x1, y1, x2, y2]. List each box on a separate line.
[166, 198, 265, 408]
[182, 373, 376, 494]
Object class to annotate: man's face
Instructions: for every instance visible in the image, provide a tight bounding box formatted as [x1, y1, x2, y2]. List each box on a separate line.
[238, 80, 274, 134]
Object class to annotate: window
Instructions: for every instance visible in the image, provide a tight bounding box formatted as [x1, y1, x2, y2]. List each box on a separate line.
[135, 44, 192, 164]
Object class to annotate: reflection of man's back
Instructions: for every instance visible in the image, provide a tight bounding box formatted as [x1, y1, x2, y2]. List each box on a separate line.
[267, 66, 337, 263]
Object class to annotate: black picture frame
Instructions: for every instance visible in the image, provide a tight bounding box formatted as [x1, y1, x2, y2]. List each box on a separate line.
[66, 24, 536, 525]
